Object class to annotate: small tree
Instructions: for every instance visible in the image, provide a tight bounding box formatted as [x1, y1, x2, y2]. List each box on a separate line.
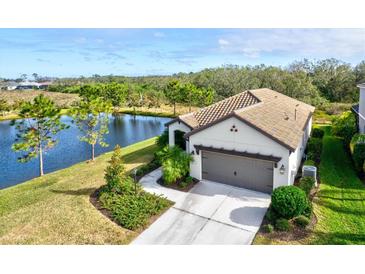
[71, 97, 113, 161]
[12, 95, 68, 176]
[104, 145, 127, 193]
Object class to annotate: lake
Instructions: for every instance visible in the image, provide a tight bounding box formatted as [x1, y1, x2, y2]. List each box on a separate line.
[0, 114, 171, 189]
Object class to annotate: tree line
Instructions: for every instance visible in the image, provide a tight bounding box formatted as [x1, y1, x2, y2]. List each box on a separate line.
[47, 58, 365, 108]
[12, 93, 113, 177]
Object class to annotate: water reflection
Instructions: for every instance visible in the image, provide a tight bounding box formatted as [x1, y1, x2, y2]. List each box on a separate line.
[0, 114, 170, 189]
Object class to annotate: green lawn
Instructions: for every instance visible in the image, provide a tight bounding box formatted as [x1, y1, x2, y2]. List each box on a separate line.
[254, 126, 365, 244]
[0, 137, 158, 244]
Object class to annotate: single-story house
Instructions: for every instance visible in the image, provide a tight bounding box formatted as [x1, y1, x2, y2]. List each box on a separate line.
[166, 88, 315, 194]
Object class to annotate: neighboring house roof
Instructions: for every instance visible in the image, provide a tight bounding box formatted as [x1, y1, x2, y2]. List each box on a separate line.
[357, 83, 365, 88]
[168, 88, 315, 151]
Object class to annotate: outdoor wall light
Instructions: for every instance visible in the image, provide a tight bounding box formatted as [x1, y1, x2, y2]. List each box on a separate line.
[191, 150, 195, 155]
[279, 164, 285, 175]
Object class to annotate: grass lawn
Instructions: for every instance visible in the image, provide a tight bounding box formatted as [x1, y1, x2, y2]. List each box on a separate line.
[254, 125, 365, 244]
[0, 137, 158, 244]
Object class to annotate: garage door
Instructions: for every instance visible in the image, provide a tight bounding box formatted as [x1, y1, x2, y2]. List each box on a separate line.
[202, 151, 274, 193]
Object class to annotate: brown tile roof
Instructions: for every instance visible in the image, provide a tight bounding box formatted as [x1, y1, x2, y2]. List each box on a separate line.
[175, 88, 315, 151]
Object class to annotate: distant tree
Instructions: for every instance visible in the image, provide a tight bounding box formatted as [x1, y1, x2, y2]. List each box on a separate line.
[192, 86, 215, 108]
[71, 97, 113, 161]
[20, 74, 27, 81]
[12, 95, 68, 176]
[355, 61, 365, 84]
[104, 82, 129, 107]
[0, 99, 10, 116]
[163, 80, 183, 115]
[32, 73, 39, 82]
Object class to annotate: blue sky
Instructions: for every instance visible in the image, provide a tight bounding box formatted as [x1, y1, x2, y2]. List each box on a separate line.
[0, 29, 364, 79]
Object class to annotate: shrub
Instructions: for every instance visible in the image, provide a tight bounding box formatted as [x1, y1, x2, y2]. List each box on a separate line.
[294, 215, 310, 228]
[271, 186, 308, 219]
[161, 146, 193, 185]
[303, 159, 315, 166]
[136, 158, 160, 177]
[311, 128, 324, 139]
[299, 177, 316, 196]
[350, 134, 365, 172]
[302, 202, 313, 218]
[275, 218, 291, 232]
[156, 130, 169, 149]
[263, 224, 274, 233]
[332, 111, 357, 146]
[306, 137, 322, 163]
[99, 188, 172, 230]
[184, 176, 193, 184]
[104, 145, 128, 193]
[265, 206, 280, 223]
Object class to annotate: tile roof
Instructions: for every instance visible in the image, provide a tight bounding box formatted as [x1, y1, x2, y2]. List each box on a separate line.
[173, 88, 315, 151]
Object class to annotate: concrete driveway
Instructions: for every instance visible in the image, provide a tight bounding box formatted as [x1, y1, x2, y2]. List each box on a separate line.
[132, 168, 271, 245]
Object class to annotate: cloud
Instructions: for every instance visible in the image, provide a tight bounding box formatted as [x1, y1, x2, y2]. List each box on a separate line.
[218, 29, 365, 58]
[218, 39, 230, 46]
[153, 32, 165, 38]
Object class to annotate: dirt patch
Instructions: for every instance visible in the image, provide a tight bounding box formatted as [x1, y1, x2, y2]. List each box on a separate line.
[157, 176, 199, 192]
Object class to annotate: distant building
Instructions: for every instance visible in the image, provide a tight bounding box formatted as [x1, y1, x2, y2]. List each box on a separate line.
[0, 81, 53, 91]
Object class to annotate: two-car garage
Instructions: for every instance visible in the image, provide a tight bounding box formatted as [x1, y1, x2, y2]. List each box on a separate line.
[201, 149, 277, 194]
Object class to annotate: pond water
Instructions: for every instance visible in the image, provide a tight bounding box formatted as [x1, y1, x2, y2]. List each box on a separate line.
[0, 114, 171, 189]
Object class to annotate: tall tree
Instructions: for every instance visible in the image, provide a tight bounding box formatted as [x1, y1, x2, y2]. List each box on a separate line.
[12, 95, 68, 176]
[163, 80, 183, 115]
[71, 97, 113, 161]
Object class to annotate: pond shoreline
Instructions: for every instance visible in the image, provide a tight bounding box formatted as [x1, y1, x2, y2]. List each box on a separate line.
[0, 114, 170, 189]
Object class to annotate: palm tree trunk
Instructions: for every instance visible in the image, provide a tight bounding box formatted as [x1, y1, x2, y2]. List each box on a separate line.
[173, 103, 176, 116]
[39, 145, 44, 176]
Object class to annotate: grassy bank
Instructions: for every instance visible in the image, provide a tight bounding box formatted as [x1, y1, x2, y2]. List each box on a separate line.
[0, 138, 158, 244]
[116, 104, 198, 118]
[254, 126, 365, 244]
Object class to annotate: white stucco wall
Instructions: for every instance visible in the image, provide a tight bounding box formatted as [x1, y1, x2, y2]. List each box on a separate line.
[167, 121, 191, 148]
[187, 117, 293, 189]
[287, 117, 312, 184]
[359, 86, 365, 133]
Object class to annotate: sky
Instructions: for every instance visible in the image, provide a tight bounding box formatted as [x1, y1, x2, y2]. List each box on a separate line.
[0, 28, 364, 79]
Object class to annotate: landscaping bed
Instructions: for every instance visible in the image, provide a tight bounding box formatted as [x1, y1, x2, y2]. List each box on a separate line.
[92, 183, 173, 232]
[157, 175, 199, 192]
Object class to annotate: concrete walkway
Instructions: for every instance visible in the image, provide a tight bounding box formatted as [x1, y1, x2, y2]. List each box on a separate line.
[132, 168, 271, 245]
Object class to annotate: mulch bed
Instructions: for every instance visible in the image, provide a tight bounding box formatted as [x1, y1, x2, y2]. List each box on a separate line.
[157, 176, 199, 192]
[257, 212, 318, 242]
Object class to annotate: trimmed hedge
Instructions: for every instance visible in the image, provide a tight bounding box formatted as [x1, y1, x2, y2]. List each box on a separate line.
[303, 159, 316, 166]
[275, 218, 291, 231]
[306, 137, 322, 163]
[350, 134, 365, 173]
[294, 215, 310, 228]
[332, 111, 357, 146]
[271, 186, 308, 219]
[299, 176, 316, 196]
[311, 128, 324, 139]
[263, 224, 274, 233]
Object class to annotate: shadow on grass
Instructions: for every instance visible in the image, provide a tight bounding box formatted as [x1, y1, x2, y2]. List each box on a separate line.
[51, 187, 97, 196]
[310, 231, 365, 245]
